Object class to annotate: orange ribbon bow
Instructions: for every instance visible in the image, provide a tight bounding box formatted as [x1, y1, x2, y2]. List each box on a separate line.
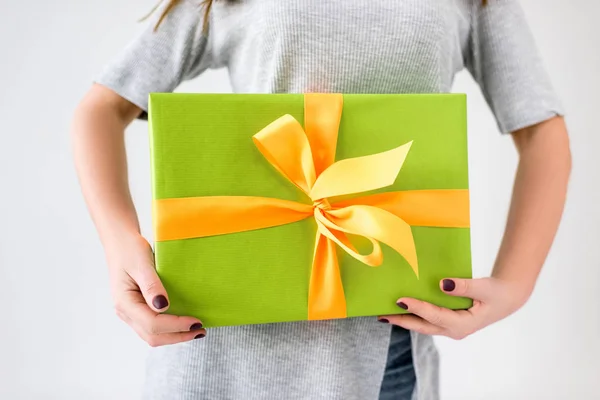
[153, 93, 470, 321]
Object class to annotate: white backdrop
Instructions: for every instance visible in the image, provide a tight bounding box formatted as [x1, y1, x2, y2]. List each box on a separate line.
[1, 1, 598, 399]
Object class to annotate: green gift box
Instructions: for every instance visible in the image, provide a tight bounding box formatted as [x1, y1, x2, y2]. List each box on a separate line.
[148, 93, 473, 327]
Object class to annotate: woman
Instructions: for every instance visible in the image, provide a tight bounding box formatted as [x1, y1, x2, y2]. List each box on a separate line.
[71, 1, 571, 399]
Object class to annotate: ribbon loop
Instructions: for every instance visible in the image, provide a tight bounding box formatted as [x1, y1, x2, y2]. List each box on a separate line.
[310, 141, 414, 200]
[253, 114, 316, 195]
[326, 205, 419, 277]
[314, 209, 384, 267]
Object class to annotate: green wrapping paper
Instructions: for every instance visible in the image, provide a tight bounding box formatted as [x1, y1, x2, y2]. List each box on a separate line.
[148, 93, 473, 327]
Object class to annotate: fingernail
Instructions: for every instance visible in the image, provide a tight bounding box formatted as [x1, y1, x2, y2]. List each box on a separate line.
[152, 295, 169, 310]
[378, 318, 389, 323]
[194, 333, 205, 339]
[442, 279, 456, 292]
[190, 322, 203, 331]
[397, 301, 408, 310]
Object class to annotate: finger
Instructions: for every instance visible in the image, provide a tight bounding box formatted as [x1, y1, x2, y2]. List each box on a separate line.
[126, 246, 170, 312]
[378, 315, 444, 336]
[396, 298, 457, 328]
[440, 277, 493, 302]
[117, 290, 204, 334]
[130, 320, 207, 348]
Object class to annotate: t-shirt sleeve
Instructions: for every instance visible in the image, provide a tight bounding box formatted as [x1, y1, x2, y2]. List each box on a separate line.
[94, 0, 212, 118]
[465, 0, 565, 134]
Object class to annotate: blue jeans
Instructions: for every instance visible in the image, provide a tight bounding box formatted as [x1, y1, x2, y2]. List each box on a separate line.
[379, 326, 416, 400]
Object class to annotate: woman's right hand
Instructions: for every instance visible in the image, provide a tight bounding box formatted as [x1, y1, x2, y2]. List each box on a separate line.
[72, 85, 206, 346]
[106, 233, 206, 346]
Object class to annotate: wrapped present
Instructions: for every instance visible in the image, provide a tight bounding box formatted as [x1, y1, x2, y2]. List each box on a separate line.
[148, 93, 473, 327]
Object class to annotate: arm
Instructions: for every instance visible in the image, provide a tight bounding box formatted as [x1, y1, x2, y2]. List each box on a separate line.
[379, 0, 570, 338]
[381, 116, 571, 339]
[71, 84, 206, 345]
[71, 84, 142, 247]
[492, 116, 571, 305]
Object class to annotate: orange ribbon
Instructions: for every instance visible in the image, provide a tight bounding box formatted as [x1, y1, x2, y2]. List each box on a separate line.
[153, 94, 470, 321]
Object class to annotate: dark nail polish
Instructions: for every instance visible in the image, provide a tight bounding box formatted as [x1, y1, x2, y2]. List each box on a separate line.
[443, 279, 456, 292]
[190, 322, 203, 331]
[152, 295, 169, 310]
[194, 333, 206, 339]
[397, 301, 408, 310]
[378, 318, 389, 323]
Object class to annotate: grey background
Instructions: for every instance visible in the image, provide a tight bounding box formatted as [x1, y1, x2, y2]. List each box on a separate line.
[1, 1, 599, 399]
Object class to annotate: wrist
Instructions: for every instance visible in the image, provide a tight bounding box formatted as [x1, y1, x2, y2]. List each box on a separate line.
[491, 268, 535, 309]
[100, 226, 145, 253]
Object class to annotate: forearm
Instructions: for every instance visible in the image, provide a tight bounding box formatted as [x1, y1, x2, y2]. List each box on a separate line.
[492, 116, 572, 301]
[71, 86, 142, 249]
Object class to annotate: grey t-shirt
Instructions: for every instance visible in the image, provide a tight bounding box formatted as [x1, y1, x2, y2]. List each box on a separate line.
[96, 1, 563, 399]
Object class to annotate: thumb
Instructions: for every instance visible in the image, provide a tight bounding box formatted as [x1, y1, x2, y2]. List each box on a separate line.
[440, 277, 493, 301]
[127, 243, 170, 312]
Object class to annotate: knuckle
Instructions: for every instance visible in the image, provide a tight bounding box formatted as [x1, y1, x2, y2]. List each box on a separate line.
[450, 329, 471, 341]
[146, 320, 160, 336]
[146, 336, 161, 348]
[428, 311, 444, 326]
[142, 279, 160, 295]
[416, 327, 428, 335]
[464, 326, 477, 337]
[115, 310, 126, 322]
[425, 306, 445, 326]
[459, 279, 470, 294]
[423, 326, 440, 336]
[431, 316, 444, 327]
[114, 301, 126, 316]
[423, 326, 436, 335]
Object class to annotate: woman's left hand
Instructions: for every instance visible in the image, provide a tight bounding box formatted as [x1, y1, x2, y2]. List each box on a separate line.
[379, 277, 532, 340]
